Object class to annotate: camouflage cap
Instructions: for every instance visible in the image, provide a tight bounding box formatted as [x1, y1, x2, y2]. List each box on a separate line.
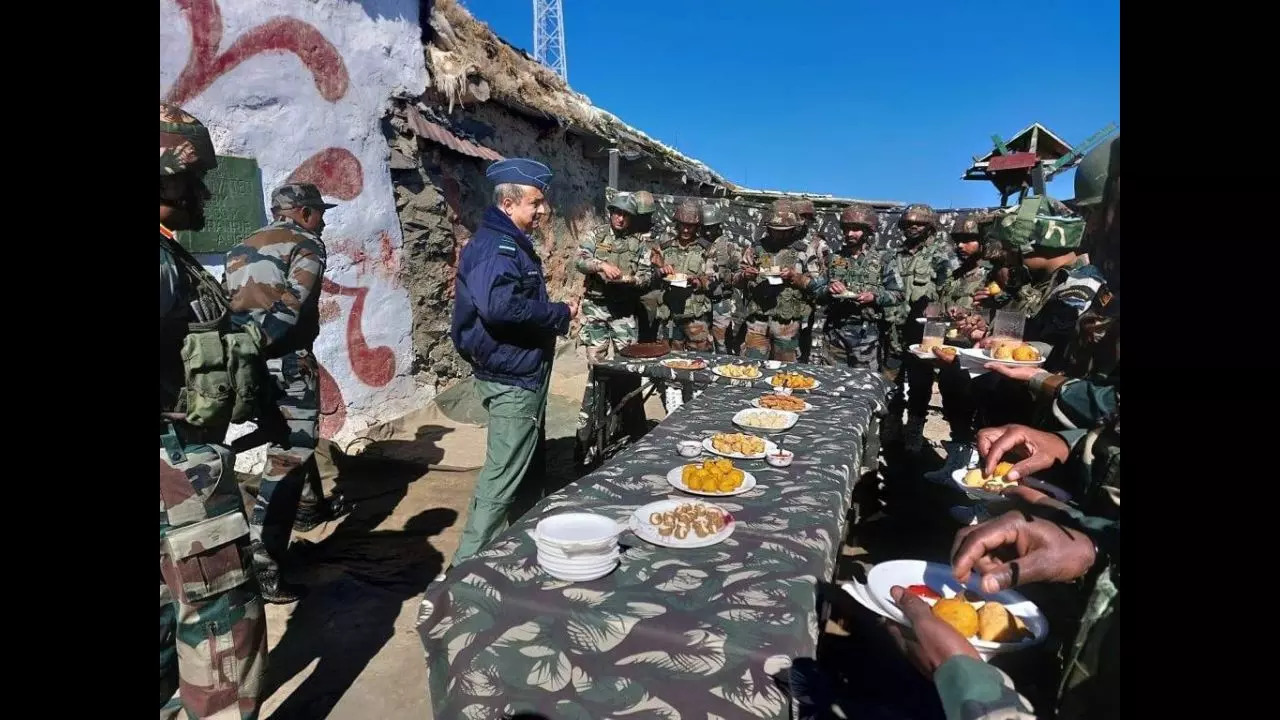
[270, 183, 338, 211]
[160, 102, 217, 177]
[631, 190, 657, 215]
[898, 203, 938, 229]
[950, 214, 981, 238]
[701, 204, 724, 226]
[673, 200, 702, 225]
[607, 192, 638, 215]
[765, 208, 802, 230]
[792, 199, 816, 218]
[839, 203, 878, 229]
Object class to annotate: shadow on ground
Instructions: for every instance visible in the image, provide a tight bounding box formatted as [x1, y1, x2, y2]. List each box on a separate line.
[259, 434, 459, 719]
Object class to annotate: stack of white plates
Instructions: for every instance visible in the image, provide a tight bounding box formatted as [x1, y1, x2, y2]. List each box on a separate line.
[532, 513, 621, 582]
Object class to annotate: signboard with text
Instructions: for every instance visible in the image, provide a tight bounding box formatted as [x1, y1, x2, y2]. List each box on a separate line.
[176, 155, 267, 254]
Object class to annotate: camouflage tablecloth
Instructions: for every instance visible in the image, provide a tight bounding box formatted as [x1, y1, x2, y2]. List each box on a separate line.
[594, 350, 893, 406]
[416, 384, 887, 719]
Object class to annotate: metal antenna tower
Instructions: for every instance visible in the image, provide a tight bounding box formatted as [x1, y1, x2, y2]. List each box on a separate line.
[533, 0, 568, 82]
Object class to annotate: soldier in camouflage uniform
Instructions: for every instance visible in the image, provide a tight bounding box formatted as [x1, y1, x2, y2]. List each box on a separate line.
[702, 204, 743, 354]
[737, 204, 826, 361]
[159, 102, 267, 719]
[574, 192, 653, 456]
[654, 200, 718, 351]
[224, 182, 337, 604]
[885, 203, 956, 451]
[934, 213, 996, 443]
[629, 190, 666, 343]
[817, 204, 903, 370]
[793, 198, 831, 364]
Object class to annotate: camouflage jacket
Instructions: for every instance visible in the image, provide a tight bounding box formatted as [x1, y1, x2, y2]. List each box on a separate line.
[656, 236, 717, 320]
[939, 259, 994, 314]
[1056, 283, 1120, 384]
[890, 237, 956, 323]
[574, 225, 654, 300]
[708, 235, 746, 301]
[224, 217, 327, 358]
[1021, 260, 1106, 362]
[817, 244, 904, 323]
[738, 237, 826, 321]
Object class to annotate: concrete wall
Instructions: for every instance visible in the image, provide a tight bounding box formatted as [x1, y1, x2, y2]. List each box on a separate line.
[160, 0, 430, 461]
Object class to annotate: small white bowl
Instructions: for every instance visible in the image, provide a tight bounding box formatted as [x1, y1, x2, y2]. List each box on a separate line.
[764, 360, 783, 370]
[765, 450, 794, 467]
[534, 513, 620, 555]
[676, 441, 702, 458]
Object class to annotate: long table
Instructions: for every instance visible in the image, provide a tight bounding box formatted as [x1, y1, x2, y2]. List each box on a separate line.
[416, 382, 888, 719]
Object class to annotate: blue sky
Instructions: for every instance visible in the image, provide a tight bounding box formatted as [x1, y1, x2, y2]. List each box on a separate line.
[455, 0, 1119, 208]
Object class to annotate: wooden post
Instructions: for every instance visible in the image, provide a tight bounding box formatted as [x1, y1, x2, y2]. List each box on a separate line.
[608, 148, 619, 189]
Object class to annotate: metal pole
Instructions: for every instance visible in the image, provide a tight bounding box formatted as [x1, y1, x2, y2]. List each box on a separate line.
[608, 148, 619, 189]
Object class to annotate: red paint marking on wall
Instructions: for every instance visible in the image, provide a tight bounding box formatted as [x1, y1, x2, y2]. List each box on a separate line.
[322, 278, 396, 387]
[166, 0, 349, 105]
[317, 362, 347, 438]
[286, 147, 364, 200]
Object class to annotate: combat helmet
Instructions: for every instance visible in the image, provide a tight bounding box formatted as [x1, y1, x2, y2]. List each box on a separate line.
[793, 199, 816, 220]
[839, 203, 878, 230]
[701, 204, 724, 226]
[950, 214, 981, 239]
[673, 200, 702, 225]
[160, 102, 217, 177]
[607, 192, 638, 215]
[631, 191, 657, 216]
[898, 203, 939, 229]
[765, 208, 802, 230]
[1073, 135, 1118, 208]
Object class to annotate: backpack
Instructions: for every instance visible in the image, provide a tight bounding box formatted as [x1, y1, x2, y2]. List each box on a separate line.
[161, 235, 269, 429]
[995, 194, 1085, 255]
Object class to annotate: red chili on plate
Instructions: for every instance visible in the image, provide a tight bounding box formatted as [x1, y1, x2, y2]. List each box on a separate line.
[907, 584, 941, 600]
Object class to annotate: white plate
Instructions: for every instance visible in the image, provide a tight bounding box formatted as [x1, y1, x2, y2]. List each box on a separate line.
[538, 550, 620, 572]
[540, 560, 619, 582]
[749, 396, 813, 412]
[950, 468, 1010, 501]
[732, 408, 799, 433]
[702, 435, 779, 460]
[660, 357, 708, 371]
[979, 347, 1046, 366]
[665, 274, 689, 288]
[834, 291, 861, 300]
[666, 464, 758, 497]
[629, 500, 735, 549]
[712, 365, 763, 380]
[949, 468, 1073, 503]
[865, 560, 1048, 654]
[534, 513, 622, 555]
[767, 375, 820, 391]
[908, 343, 951, 359]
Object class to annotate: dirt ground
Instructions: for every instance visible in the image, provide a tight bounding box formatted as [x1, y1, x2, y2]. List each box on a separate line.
[249, 351, 953, 719]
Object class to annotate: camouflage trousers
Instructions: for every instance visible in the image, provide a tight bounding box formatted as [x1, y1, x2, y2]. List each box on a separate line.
[160, 428, 267, 719]
[662, 316, 713, 351]
[742, 316, 802, 362]
[710, 298, 739, 355]
[823, 318, 880, 371]
[637, 289, 664, 343]
[799, 307, 829, 366]
[577, 298, 642, 438]
[249, 350, 325, 572]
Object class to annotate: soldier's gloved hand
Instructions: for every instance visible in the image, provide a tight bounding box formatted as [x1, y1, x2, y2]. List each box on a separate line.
[976, 424, 1070, 482]
[828, 280, 848, 295]
[951, 510, 1097, 594]
[885, 586, 980, 676]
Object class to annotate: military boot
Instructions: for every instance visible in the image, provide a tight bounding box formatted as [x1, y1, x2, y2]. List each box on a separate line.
[904, 414, 927, 454]
[293, 492, 351, 532]
[251, 541, 307, 604]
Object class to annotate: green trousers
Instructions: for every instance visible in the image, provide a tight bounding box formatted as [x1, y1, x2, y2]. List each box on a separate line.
[452, 370, 550, 565]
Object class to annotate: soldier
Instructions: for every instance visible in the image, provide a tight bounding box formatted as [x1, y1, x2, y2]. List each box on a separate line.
[450, 158, 578, 566]
[654, 200, 717, 351]
[738, 203, 826, 361]
[933, 213, 997, 444]
[159, 102, 267, 718]
[885, 203, 956, 452]
[818, 203, 903, 370]
[223, 182, 339, 604]
[793, 198, 832, 364]
[573, 192, 652, 460]
[702, 203, 742, 355]
[630, 190, 665, 343]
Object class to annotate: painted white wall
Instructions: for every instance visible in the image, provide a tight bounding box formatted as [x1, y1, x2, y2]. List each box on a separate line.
[161, 0, 431, 470]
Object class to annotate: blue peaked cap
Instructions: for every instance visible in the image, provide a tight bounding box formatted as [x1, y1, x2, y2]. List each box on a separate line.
[486, 158, 553, 192]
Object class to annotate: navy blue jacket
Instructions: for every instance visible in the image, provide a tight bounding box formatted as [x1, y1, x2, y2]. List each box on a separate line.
[451, 206, 570, 390]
